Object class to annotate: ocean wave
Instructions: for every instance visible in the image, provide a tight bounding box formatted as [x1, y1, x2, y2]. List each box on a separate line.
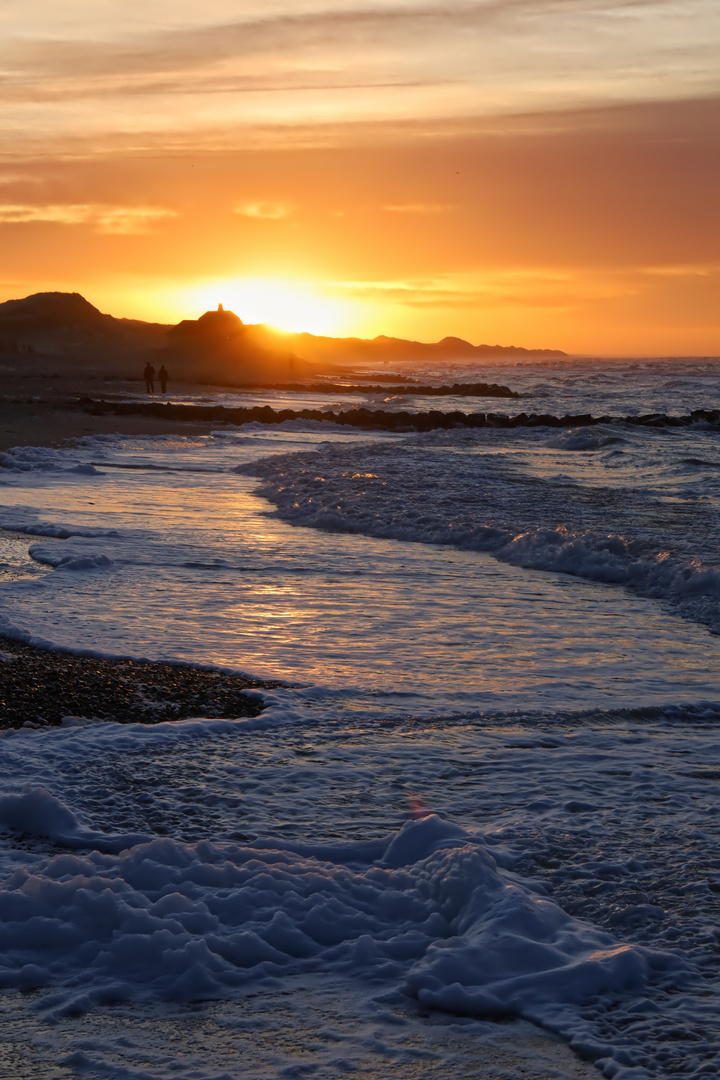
[0, 446, 108, 473]
[0, 510, 118, 540]
[545, 426, 625, 451]
[242, 438, 720, 633]
[28, 547, 113, 572]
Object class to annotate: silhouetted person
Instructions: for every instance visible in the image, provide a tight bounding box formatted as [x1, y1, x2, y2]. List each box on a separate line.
[143, 362, 155, 393]
[158, 364, 169, 393]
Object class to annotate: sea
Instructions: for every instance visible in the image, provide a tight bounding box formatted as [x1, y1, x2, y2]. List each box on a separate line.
[0, 355, 719, 1079]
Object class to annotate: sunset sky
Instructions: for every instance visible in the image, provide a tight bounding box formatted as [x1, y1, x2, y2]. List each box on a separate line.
[0, 1, 718, 354]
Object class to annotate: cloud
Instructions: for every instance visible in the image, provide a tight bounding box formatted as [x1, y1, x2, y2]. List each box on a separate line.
[639, 264, 719, 279]
[0, 204, 177, 234]
[0, 172, 38, 186]
[383, 203, 452, 214]
[327, 268, 639, 311]
[1, 5, 512, 83]
[234, 201, 291, 220]
[0, 0, 717, 138]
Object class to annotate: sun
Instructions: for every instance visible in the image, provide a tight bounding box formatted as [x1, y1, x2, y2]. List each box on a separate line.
[181, 277, 350, 336]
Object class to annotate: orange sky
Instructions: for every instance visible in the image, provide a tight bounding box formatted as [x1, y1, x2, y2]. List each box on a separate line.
[0, 2, 718, 355]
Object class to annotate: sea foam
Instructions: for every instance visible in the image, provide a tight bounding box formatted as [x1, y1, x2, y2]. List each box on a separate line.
[0, 801, 682, 1035]
[240, 429, 720, 632]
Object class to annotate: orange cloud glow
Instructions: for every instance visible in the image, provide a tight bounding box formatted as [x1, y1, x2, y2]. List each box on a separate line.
[0, 3, 718, 355]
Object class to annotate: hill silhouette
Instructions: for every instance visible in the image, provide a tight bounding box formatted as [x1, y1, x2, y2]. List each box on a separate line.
[0, 292, 168, 374]
[163, 304, 309, 383]
[284, 330, 565, 366]
[0, 291, 565, 386]
[0, 291, 110, 332]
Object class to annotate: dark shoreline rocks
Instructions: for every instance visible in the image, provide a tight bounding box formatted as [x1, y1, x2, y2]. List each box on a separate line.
[252, 380, 520, 398]
[74, 398, 720, 434]
[0, 637, 282, 730]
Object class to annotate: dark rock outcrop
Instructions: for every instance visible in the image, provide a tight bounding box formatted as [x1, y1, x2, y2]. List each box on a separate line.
[76, 399, 720, 435]
[162, 304, 309, 384]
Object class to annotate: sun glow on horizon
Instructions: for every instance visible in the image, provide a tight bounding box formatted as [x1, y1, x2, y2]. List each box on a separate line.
[179, 278, 352, 336]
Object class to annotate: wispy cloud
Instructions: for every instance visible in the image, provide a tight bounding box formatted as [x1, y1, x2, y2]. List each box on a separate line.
[0, 173, 39, 186]
[234, 201, 291, 220]
[0, 204, 177, 234]
[639, 263, 719, 279]
[383, 203, 452, 213]
[2, 5, 510, 83]
[0, 1, 717, 149]
[327, 268, 633, 311]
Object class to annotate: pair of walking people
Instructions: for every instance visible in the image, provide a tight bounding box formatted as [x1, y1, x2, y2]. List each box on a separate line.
[143, 363, 168, 394]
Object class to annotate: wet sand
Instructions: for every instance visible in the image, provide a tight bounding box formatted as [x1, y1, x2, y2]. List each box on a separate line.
[0, 378, 225, 451]
[1, 374, 279, 729]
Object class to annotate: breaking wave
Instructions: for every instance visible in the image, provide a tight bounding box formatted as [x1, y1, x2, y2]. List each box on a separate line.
[240, 435, 720, 633]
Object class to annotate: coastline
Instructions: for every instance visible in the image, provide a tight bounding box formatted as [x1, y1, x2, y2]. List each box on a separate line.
[1, 373, 717, 1080]
[6, 382, 719, 457]
[0, 383, 281, 729]
[0, 387, 225, 452]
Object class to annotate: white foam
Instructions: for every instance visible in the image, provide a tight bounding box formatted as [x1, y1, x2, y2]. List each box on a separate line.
[0, 695, 717, 1078]
[546, 426, 624, 451]
[29, 547, 113, 572]
[0, 807, 682, 1034]
[245, 429, 720, 632]
[0, 505, 118, 539]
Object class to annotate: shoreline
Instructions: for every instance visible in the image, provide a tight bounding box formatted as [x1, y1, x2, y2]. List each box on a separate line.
[0, 395, 225, 452]
[5, 368, 720, 455]
[0, 384, 282, 729]
[6, 393, 720, 458]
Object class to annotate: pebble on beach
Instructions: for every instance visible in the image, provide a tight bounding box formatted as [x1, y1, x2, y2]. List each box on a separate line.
[0, 637, 280, 729]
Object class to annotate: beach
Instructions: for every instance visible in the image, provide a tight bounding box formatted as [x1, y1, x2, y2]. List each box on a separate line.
[0, 377, 232, 452]
[3, 0, 718, 1072]
[0, 380, 605, 1080]
[1, 358, 719, 1080]
[0, 635, 277, 730]
[0, 389, 606, 1080]
[0, 382, 279, 728]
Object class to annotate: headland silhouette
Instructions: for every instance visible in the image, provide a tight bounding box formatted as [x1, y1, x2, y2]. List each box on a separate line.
[0, 291, 565, 390]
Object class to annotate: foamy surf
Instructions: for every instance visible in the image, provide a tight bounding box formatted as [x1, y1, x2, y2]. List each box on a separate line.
[0, 701, 717, 1078]
[1, 357, 720, 1078]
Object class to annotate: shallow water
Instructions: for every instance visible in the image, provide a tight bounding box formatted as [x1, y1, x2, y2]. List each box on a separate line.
[0, 703, 717, 1079]
[0, 356, 719, 1079]
[1, 425, 719, 712]
[113, 354, 720, 417]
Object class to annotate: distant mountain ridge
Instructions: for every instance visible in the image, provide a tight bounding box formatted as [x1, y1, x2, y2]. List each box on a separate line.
[0, 292, 566, 382]
[288, 329, 565, 364]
